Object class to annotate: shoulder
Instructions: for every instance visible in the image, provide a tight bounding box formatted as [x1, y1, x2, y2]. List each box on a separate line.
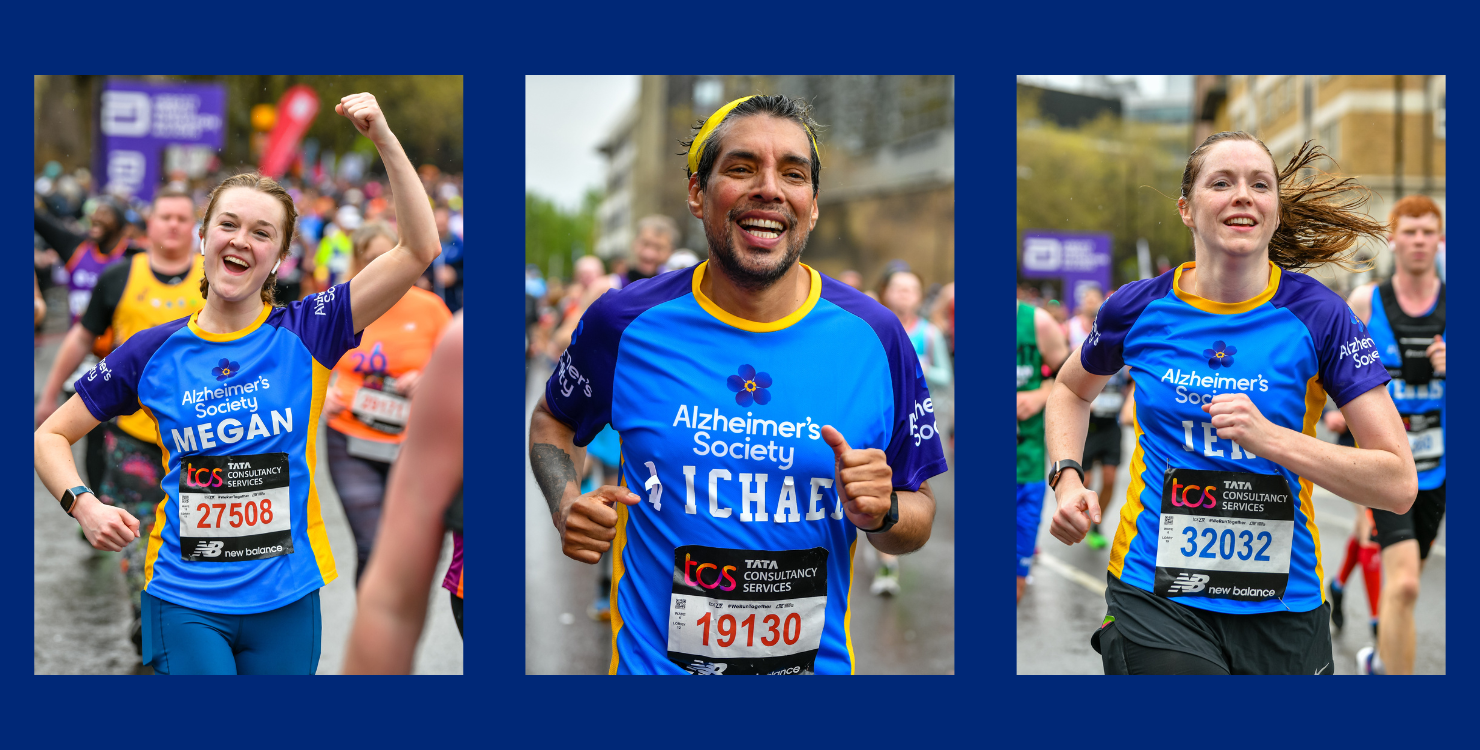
[98, 258, 136, 285]
[1270, 270, 1355, 322]
[1346, 281, 1376, 318]
[1103, 273, 1175, 321]
[816, 271, 907, 347]
[585, 265, 696, 333]
[104, 315, 192, 374]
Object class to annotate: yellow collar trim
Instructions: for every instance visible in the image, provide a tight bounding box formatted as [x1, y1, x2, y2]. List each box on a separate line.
[189, 303, 271, 342]
[691, 261, 821, 332]
[1172, 261, 1281, 314]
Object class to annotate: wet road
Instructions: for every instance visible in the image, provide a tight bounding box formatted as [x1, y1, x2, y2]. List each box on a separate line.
[524, 356, 956, 674]
[33, 287, 462, 674]
[1017, 422, 1446, 675]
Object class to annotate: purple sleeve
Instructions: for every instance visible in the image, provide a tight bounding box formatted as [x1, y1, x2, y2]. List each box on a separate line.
[74, 317, 186, 423]
[1273, 275, 1391, 407]
[542, 267, 697, 447]
[820, 277, 948, 491]
[1081, 274, 1172, 376]
[275, 282, 362, 368]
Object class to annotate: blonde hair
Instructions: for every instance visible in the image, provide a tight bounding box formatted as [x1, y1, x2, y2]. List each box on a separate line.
[198, 173, 298, 305]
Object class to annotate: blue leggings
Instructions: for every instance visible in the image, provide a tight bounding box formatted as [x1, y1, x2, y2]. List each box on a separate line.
[1016, 482, 1046, 578]
[142, 590, 322, 675]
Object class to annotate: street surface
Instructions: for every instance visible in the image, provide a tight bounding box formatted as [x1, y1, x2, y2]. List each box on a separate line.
[1017, 421, 1446, 674]
[524, 356, 956, 674]
[33, 287, 462, 674]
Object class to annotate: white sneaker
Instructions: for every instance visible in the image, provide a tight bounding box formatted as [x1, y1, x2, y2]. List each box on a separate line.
[1356, 646, 1378, 675]
[870, 570, 900, 596]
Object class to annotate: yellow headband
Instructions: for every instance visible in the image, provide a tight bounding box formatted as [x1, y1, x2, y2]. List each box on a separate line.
[687, 95, 819, 176]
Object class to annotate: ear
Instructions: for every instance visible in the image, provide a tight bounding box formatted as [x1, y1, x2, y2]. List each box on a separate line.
[1177, 197, 1195, 229]
[808, 190, 819, 230]
[686, 174, 704, 220]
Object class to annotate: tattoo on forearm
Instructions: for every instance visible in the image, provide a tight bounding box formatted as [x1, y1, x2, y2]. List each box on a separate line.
[532, 443, 578, 515]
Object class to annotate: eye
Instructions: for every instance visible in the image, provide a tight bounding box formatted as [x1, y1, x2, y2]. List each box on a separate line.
[1254, 181, 1270, 189]
[220, 221, 236, 229]
[1211, 180, 1229, 188]
[256, 230, 270, 238]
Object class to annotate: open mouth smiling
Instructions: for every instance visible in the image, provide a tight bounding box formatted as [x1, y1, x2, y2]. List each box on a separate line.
[737, 216, 786, 241]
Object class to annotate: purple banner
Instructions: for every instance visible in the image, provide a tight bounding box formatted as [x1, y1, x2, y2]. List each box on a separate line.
[99, 80, 226, 201]
[1020, 230, 1112, 307]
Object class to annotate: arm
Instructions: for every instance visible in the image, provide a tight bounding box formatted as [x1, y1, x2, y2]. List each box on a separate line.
[34, 207, 84, 261]
[1019, 307, 1069, 420]
[342, 317, 463, 674]
[341, 93, 442, 333]
[34, 395, 139, 550]
[35, 324, 100, 426]
[922, 323, 952, 389]
[1205, 384, 1416, 513]
[1045, 346, 1114, 544]
[530, 395, 640, 563]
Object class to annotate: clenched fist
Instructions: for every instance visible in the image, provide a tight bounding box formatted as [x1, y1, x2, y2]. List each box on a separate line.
[554, 485, 641, 564]
[335, 93, 392, 145]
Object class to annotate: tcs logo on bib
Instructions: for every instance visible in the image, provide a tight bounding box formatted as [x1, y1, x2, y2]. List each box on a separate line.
[683, 553, 737, 591]
[1169, 478, 1217, 509]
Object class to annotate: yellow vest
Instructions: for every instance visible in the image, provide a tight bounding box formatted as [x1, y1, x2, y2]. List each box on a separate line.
[114, 252, 207, 443]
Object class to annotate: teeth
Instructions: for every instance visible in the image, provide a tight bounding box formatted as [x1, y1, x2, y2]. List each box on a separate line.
[748, 231, 779, 239]
[1226, 218, 1256, 226]
[741, 218, 784, 231]
[224, 256, 249, 269]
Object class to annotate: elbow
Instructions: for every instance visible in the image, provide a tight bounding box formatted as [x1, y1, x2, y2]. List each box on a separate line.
[1387, 462, 1418, 515]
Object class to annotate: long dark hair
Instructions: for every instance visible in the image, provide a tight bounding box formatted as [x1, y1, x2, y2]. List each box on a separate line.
[1181, 132, 1387, 272]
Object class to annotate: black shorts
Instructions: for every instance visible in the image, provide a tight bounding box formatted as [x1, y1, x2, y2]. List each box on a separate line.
[1372, 484, 1446, 559]
[1091, 574, 1333, 675]
[1082, 416, 1122, 467]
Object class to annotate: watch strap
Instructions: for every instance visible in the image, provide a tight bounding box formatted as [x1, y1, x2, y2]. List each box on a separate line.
[864, 491, 900, 534]
[1048, 459, 1085, 491]
[60, 485, 94, 517]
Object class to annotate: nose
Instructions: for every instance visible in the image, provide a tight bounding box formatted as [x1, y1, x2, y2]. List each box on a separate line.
[750, 163, 785, 203]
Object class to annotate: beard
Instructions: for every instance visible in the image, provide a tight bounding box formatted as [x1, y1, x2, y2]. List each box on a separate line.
[703, 203, 810, 292]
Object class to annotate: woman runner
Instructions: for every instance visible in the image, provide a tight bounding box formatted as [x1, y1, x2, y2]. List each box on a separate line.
[1046, 132, 1417, 675]
[34, 92, 441, 675]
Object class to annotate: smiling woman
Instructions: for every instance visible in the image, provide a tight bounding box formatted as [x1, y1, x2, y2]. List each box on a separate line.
[1042, 130, 1419, 675]
[34, 91, 443, 676]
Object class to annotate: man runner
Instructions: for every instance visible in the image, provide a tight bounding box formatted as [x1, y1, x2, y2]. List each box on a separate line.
[530, 95, 947, 674]
[1017, 298, 1067, 602]
[1347, 195, 1446, 675]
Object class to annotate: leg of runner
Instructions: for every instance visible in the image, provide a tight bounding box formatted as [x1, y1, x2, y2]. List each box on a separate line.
[325, 429, 392, 586]
[871, 551, 901, 596]
[232, 591, 322, 675]
[144, 590, 322, 675]
[1376, 540, 1420, 674]
[96, 423, 166, 661]
[449, 592, 463, 638]
[1357, 509, 1382, 634]
[1016, 482, 1046, 604]
[1087, 461, 1117, 550]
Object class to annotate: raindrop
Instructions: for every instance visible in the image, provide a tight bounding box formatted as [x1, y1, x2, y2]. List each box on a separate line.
[558, 612, 575, 625]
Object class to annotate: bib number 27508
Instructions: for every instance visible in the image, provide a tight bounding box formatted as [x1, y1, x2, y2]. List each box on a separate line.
[179, 453, 293, 563]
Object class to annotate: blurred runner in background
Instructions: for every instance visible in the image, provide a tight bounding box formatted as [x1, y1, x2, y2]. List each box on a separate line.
[1017, 297, 1068, 603]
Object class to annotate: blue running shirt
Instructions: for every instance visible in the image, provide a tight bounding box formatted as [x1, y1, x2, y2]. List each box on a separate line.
[1083, 262, 1389, 614]
[545, 262, 948, 674]
[76, 284, 361, 614]
[1366, 286, 1445, 489]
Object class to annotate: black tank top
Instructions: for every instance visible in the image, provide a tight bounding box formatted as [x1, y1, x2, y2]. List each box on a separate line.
[1377, 279, 1445, 386]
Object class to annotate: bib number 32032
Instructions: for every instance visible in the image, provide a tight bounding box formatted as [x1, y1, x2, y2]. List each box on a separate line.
[1154, 467, 1295, 602]
[667, 545, 828, 675]
[178, 453, 292, 563]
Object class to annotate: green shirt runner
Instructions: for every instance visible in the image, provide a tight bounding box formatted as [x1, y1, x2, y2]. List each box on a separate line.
[1016, 301, 1045, 484]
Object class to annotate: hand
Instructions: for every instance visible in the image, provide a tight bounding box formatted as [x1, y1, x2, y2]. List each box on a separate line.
[1201, 393, 1276, 456]
[555, 485, 641, 564]
[72, 494, 139, 552]
[396, 370, 422, 398]
[1017, 390, 1046, 421]
[1426, 334, 1445, 376]
[1049, 474, 1100, 545]
[435, 264, 457, 288]
[335, 93, 392, 145]
[1323, 409, 1347, 435]
[323, 386, 347, 419]
[820, 425, 893, 531]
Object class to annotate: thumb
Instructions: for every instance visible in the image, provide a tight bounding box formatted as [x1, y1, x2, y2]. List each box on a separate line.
[1082, 491, 1102, 524]
[124, 510, 141, 537]
[594, 484, 642, 506]
[1435, 334, 1444, 344]
[820, 425, 850, 460]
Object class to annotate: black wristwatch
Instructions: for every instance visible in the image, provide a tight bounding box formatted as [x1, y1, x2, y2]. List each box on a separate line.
[1048, 459, 1085, 491]
[862, 491, 899, 534]
[59, 485, 95, 517]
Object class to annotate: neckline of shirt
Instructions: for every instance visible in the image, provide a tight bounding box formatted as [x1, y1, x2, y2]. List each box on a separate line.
[188, 302, 272, 342]
[691, 261, 822, 332]
[1172, 260, 1282, 315]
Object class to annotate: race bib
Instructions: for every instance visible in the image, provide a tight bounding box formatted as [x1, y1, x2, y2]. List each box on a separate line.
[351, 378, 409, 434]
[1404, 410, 1443, 471]
[178, 453, 293, 562]
[667, 546, 828, 675]
[347, 434, 401, 463]
[1154, 467, 1295, 602]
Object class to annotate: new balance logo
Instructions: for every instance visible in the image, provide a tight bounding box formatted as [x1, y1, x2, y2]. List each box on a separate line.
[685, 660, 728, 675]
[1166, 573, 1210, 594]
[194, 540, 225, 557]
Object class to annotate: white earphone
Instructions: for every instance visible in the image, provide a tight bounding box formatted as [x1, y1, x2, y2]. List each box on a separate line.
[271, 258, 282, 275]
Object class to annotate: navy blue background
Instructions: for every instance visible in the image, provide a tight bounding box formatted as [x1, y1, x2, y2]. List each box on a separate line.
[10, 6, 1472, 746]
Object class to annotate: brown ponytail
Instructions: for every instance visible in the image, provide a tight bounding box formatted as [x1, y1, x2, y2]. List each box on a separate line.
[1181, 132, 1387, 273]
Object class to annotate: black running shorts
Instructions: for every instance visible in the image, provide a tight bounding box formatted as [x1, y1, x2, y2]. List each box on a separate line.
[1092, 574, 1333, 675]
[1082, 416, 1122, 467]
[1372, 484, 1446, 559]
